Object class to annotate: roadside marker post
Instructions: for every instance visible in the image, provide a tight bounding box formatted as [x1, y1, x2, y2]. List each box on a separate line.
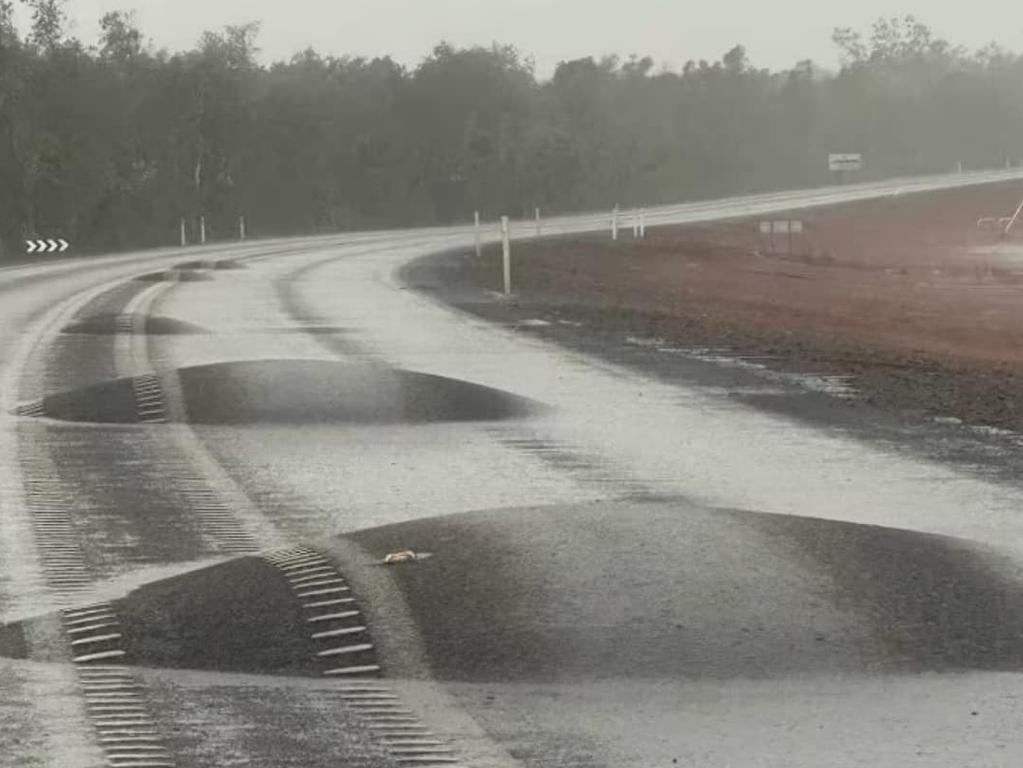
[535, 207, 541, 238]
[180, 218, 186, 247]
[200, 216, 207, 245]
[239, 216, 246, 240]
[612, 205, 619, 241]
[771, 220, 791, 255]
[790, 219, 804, 255]
[639, 210, 647, 238]
[501, 216, 511, 295]
[474, 211, 481, 259]
[632, 209, 640, 238]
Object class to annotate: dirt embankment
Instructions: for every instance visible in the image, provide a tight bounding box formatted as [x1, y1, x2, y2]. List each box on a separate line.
[410, 181, 1023, 431]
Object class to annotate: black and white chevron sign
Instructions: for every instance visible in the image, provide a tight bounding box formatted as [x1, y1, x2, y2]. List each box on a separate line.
[25, 238, 69, 254]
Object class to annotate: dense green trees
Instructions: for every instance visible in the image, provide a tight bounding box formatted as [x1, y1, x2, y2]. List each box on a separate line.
[1, 8, 1021, 257]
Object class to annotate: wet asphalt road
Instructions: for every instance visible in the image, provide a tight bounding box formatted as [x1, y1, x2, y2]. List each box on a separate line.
[342, 501, 1023, 682]
[5, 172, 1023, 767]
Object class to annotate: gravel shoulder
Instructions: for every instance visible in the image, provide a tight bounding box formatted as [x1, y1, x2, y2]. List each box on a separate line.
[402, 182, 1023, 479]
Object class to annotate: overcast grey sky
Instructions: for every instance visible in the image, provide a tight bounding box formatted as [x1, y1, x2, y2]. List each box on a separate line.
[13, 0, 1023, 76]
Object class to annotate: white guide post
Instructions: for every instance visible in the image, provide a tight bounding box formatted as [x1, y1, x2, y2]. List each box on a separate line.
[501, 216, 511, 295]
[239, 215, 246, 240]
[200, 216, 207, 245]
[474, 211, 482, 259]
[179, 218, 186, 247]
[612, 205, 619, 240]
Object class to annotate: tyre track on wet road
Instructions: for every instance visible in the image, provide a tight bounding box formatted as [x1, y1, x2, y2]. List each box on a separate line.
[12, 237, 494, 768]
[1, 257, 248, 768]
[262, 546, 468, 766]
[5, 171, 1023, 766]
[271, 240, 665, 502]
[0, 237, 383, 768]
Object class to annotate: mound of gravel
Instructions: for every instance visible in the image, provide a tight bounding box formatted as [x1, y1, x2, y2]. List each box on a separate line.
[12, 361, 542, 425]
[116, 557, 321, 675]
[178, 360, 542, 424]
[343, 500, 1023, 682]
[30, 377, 140, 423]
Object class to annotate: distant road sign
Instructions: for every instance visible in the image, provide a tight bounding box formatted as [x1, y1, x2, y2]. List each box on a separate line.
[759, 220, 805, 256]
[759, 220, 803, 235]
[829, 153, 864, 172]
[25, 238, 69, 254]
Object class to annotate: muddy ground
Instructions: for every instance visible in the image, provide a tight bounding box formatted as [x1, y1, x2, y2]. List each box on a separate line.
[405, 181, 1023, 434]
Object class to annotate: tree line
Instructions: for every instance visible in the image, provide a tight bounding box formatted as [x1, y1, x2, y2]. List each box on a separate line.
[1, 4, 1022, 257]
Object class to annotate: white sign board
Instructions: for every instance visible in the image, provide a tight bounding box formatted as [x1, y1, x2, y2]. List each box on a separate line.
[761, 220, 803, 235]
[829, 153, 863, 172]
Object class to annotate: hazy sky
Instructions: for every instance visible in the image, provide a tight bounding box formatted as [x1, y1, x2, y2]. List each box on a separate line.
[14, 0, 1023, 76]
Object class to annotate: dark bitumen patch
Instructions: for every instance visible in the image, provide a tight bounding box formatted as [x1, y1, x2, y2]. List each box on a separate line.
[178, 360, 542, 425]
[0, 559, 327, 674]
[115, 557, 320, 675]
[269, 325, 350, 335]
[13, 360, 542, 425]
[177, 269, 211, 282]
[134, 271, 174, 282]
[739, 510, 1023, 672]
[26, 376, 140, 423]
[174, 259, 246, 270]
[61, 312, 207, 335]
[343, 501, 1023, 683]
[134, 270, 211, 283]
[0, 556, 379, 678]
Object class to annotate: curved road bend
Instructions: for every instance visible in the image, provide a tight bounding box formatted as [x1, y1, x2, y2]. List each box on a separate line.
[3, 169, 1023, 767]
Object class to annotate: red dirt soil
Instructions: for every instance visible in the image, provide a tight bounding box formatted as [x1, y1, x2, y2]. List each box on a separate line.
[516, 184, 1023, 365]
[443, 181, 1023, 429]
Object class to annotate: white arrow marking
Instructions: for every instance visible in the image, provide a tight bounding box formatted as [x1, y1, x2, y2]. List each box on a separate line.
[58, 238, 69, 252]
[47, 239, 58, 253]
[25, 241, 36, 253]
